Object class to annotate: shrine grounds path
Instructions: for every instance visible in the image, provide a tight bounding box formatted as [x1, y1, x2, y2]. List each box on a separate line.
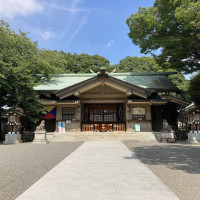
[0, 142, 83, 200]
[123, 141, 200, 200]
[16, 141, 178, 200]
[0, 141, 200, 200]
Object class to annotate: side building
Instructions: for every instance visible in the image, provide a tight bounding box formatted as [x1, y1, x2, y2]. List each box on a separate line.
[34, 68, 187, 140]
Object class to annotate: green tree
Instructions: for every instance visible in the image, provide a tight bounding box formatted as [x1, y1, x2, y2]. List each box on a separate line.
[188, 73, 200, 106]
[40, 51, 110, 73]
[126, 0, 200, 73]
[0, 20, 57, 125]
[40, 50, 69, 73]
[118, 56, 162, 72]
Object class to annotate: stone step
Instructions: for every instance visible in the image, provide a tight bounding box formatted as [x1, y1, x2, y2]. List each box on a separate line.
[48, 132, 158, 142]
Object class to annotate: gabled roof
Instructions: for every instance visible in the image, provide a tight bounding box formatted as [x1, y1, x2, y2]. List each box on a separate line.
[34, 72, 178, 93]
[161, 95, 191, 107]
[2, 107, 25, 117]
[183, 103, 200, 114]
[55, 73, 151, 99]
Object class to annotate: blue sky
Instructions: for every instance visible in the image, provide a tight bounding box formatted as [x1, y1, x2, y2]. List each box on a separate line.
[0, 0, 155, 65]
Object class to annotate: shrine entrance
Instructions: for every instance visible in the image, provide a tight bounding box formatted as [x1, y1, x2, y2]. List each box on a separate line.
[82, 104, 125, 132]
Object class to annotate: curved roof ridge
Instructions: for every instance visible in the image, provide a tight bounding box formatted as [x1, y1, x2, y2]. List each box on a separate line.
[110, 72, 177, 76]
[39, 72, 177, 78]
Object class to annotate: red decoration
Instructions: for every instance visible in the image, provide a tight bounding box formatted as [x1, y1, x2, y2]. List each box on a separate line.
[43, 113, 55, 119]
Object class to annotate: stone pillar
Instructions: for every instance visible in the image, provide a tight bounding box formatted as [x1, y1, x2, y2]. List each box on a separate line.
[32, 130, 47, 144]
[4, 132, 22, 144]
[187, 131, 200, 144]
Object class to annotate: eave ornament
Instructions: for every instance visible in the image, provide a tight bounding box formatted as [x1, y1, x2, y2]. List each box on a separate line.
[74, 91, 80, 97]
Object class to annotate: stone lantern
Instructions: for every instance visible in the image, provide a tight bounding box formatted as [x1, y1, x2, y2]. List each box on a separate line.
[3, 107, 25, 144]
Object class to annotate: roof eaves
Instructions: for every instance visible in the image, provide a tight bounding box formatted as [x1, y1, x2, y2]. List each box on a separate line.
[108, 76, 152, 96]
[161, 95, 191, 107]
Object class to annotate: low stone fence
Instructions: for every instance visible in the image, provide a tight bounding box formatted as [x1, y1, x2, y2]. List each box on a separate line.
[21, 131, 35, 142]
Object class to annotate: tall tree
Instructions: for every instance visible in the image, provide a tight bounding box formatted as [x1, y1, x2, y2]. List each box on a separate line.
[0, 20, 57, 124]
[118, 56, 162, 72]
[188, 73, 200, 106]
[126, 0, 200, 73]
[41, 51, 110, 73]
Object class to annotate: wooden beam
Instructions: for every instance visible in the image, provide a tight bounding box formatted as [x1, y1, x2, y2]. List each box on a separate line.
[105, 80, 147, 99]
[59, 81, 101, 99]
[104, 80, 128, 93]
[82, 99, 126, 103]
[81, 93, 126, 99]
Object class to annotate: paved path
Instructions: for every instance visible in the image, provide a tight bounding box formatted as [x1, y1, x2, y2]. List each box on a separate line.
[16, 141, 179, 200]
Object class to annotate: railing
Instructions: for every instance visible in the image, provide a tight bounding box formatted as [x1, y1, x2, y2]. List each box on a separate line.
[82, 123, 125, 132]
[113, 124, 125, 132]
[82, 124, 94, 132]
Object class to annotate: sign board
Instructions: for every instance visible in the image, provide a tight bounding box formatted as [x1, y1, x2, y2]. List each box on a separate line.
[132, 107, 145, 115]
[58, 121, 65, 133]
[194, 114, 200, 121]
[9, 115, 16, 122]
[135, 124, 141, 132]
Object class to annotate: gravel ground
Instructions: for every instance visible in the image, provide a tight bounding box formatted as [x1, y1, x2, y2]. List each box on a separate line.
[123, 141, 200, 200]
[0, 142, 83, 200]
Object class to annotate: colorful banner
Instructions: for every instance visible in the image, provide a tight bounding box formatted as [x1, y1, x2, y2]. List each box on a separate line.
[43, 106, 56, 119]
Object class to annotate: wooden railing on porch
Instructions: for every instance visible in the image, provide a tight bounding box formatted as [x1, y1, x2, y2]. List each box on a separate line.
[82, 124, 94, 132]
[113, 123, 125, 132]
[82, 123, 125, 132]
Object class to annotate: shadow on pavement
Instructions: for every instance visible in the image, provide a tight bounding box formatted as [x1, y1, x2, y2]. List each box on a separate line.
[124, 142, 200, 174]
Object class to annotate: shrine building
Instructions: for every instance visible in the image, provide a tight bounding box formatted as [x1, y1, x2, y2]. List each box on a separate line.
[34, 67, 188, 140]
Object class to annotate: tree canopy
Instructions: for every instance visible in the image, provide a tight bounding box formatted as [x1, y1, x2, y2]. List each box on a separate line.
[41, 50, 110, 73]
[188, 73, 200, 106]
[126, 0, 200, 73]
[0, 20, 58, 123]
[118, 56, 162, 72]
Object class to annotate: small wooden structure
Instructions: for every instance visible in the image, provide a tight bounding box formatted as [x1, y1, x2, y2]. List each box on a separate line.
[184, 104, 200, 143]
[2, 107, 25, 144]
[188, 109, 200, 133]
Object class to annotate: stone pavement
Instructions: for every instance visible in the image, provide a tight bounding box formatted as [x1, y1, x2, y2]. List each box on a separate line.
[16, 141, 179, 200]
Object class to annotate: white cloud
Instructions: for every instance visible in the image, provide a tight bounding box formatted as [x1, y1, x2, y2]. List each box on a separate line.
[105, 40, 115, 48]
[0, 0, 43, 19]
[37, 30, 56, 40]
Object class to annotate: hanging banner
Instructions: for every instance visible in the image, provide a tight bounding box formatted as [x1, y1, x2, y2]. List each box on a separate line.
[43, 106, 55, 112]
[43, 106, 56, 119]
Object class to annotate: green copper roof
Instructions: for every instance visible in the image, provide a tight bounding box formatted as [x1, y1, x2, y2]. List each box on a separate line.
[34, 72, 177, 92]
[34, 74, 95, 91]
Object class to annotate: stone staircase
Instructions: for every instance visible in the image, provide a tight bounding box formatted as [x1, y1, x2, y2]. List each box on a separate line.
[47, 132, 159, 142]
